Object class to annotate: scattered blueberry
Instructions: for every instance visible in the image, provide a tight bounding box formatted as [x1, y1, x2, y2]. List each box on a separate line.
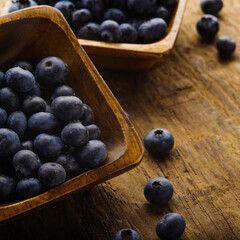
[77, 22, 101, 40]
[80, 104, 94, 125]
[0, 174, 15, 202]
[21, 140, 33, 151]
[216, 36, 236, 57]
[86, 124, 101, 140]
[0, 108, 8, 127]
[14, 61, 33, 73]
[50, 85, 75, 101]
[81, 0, 105, 18]
[201, 0, 223, 15]
[103, 8, 126, 23]
[113, 229, 141, 240]
[72, 8, 92, 29]
[100, 20, 121, 43]
[54, 1, 75, 24]
[22, 96, 47, 117]
[8, 0, 38, 13]
[119, 23, 138, 43]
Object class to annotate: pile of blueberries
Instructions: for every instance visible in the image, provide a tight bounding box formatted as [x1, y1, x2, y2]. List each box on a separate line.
[197, 0, 236, 57]
[0, 56, 107, 202]
[8, 0, 178, 44]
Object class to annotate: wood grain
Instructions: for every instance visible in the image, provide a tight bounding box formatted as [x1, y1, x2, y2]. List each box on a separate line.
[0, 0, 240, 239]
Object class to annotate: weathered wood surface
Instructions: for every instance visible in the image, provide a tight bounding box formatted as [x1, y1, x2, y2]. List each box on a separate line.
[0, 0, 240, 239]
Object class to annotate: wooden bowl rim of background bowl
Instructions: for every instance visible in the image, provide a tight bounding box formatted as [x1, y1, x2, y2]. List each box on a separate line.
[0, 6, 144, 224]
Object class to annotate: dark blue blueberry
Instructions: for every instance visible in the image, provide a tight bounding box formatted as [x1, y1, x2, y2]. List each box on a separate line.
[51, 96, 84, 122]
[34, 134, 64, 158]
[127, 18, 144, 30]
[0, 174, 15, 202]
[156, 213, 186, 240]
[14, 61, 33, 73]
[127, 0, 157, 17]
[61, 122, 89, 147]
[54, 1, 75, 24]
[22, 96, 47, 117]
[139, 18, 167, 43]
[7, 111, 27, 139]
[80, 104, 94, 125]
[86, 124, 101, 140]
[113, 229, 141, 240]
[13, 150, 41, 178]
[0, 128, 20, 158]
[144, 128, 174, 156]
[77, 22, 101, 40]
[50, 85, 75, 101]
[16, 177, 42, 199]
[55, 154, 80, 178]
[120, 23, 138, 43]
[45, 104, 52, 113]
[201, 0, 223, 15]
[0, 70, 5, 88]
[21, 140, 33, 151]
[0, 87, 20, 113]
[144, 177, 173, 205]
[75, 140, 107, 171]
[103, 8, 126, 24]
[216, 36, 236, 57]
[157, 0, 177, 9]
[0, 108, 8, 127]
[154, 6, 169, 23]
[8, 0, 38, 13]
[28, 112, 60, 136]
[38, 162, 66, 188]
[26, 80, 42, 97]
[100, 20, 121, 43]
[103, 0, 126, 9]
[81, 0, 105, 19]
[5, 67, 35, 93]
[197, 14, 219, 42]
[72, 9, 92, 29]
[35, 56, 68, 88]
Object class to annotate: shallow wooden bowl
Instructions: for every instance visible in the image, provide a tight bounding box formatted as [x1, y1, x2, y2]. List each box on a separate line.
[0, 6, 143, 224]
[1, 0, 187, 71]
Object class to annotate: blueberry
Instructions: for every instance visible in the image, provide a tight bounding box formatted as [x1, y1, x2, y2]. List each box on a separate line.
[154, 6, 169, 23]
[103, 0, 126, 9]
[50, 85, 75, 101]
[38, 162, 66, 188]
[103, 8, 126, 24]
[28, 112, 60, 136]
[139, 18, 167, 43]
[216, 36, 236, 57]
[7, 111, 27, 139]
[80, 104, 94, 125]
[197, 14, 219, 42]
[77, 22, 101, 40]
[0, 87, 20, 113]
[54, 1, 75, 24]
[22, 96, 47, 117]
[201, 0, 223, 15]
[14, 61, 33, 73]
[100, 20, 121, 43]
[35, 56, 68, 88]
[55, 154, 80, 178]
[113, 229, 141, 240]
[51, 96, 84, 122]
[16, 178, 42, 199]
[86, 124, 101, 140]
[21, 140, 33, 151]
[127, 0, 157, 17]
[5, 67, 35, 93]
[13, 150, 41, 178]
[61, 122, 89, 147]
[34, 134, 64, 158]
[72, 9, 92, 29]
[144, 128, 174, 156]
[156, 213, 186, 240]
[0, 128, 20, 158]
[0, 108, 8, 127]
[26, 80, 42, 97]
[157, 0, 177, 9]
[75, 140, 107, 171]
[0, 174, 15, 202]
[144, 177, 173, 205]
[81, 0, 105, 19]
[120, 23, 138, 43]
[8, 0, 38, 13]
[0, 70, 4, 88]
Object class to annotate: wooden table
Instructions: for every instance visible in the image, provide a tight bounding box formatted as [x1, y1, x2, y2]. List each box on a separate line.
[0, 0, 240, 239]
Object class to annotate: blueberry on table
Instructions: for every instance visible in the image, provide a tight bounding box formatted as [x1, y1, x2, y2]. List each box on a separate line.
[77, 22, 101, 40]
[13, 150, 41, 178]
[5, 67, 35, 93]
[50, 85, 75, 101]
[86, 124, 101, 140]
[16, 178, 42, 199]
[197, 14, 219, 42]
[14, 61, 33, 73]
[138, 18, 167, 44]
[38, 162, 66, 188]
[21, 140, 33, 151]
[113, 229, 141, 240]
[35, 56, 68, 88]
[144, 177, 173, 205]
[144, 128, 174, 156]
[72, 9, 92, 30]
[54, 1, 75, 24]
[75, 140, 107, 171]
[22, 96, 47, 117]
[100, 20, 121, 43]
[119, 23, 138, 43]
[154, 6, 169, 23]
[201, 0, 223, 15]
[156, 213, 186, 240]
[0, 108, 8, 127]
[81, 0, 105, 19]
[103, 8, 126, 24]
[0, 174, 15, 202]
[80, 104, 94, 125]
[216, 36, 236, 57]
[127, 0, 157, 17]
[8, 0, 38, 13]
[0, 87, 20, 113]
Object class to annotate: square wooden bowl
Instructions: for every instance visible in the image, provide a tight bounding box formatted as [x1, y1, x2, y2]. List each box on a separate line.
[1, 0, 187, 71]
[0, 6, 143, 224]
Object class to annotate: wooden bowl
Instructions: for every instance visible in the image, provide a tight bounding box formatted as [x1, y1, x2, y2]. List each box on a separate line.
[0, 6, 143, 224]
[1, 0, 187, 71]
